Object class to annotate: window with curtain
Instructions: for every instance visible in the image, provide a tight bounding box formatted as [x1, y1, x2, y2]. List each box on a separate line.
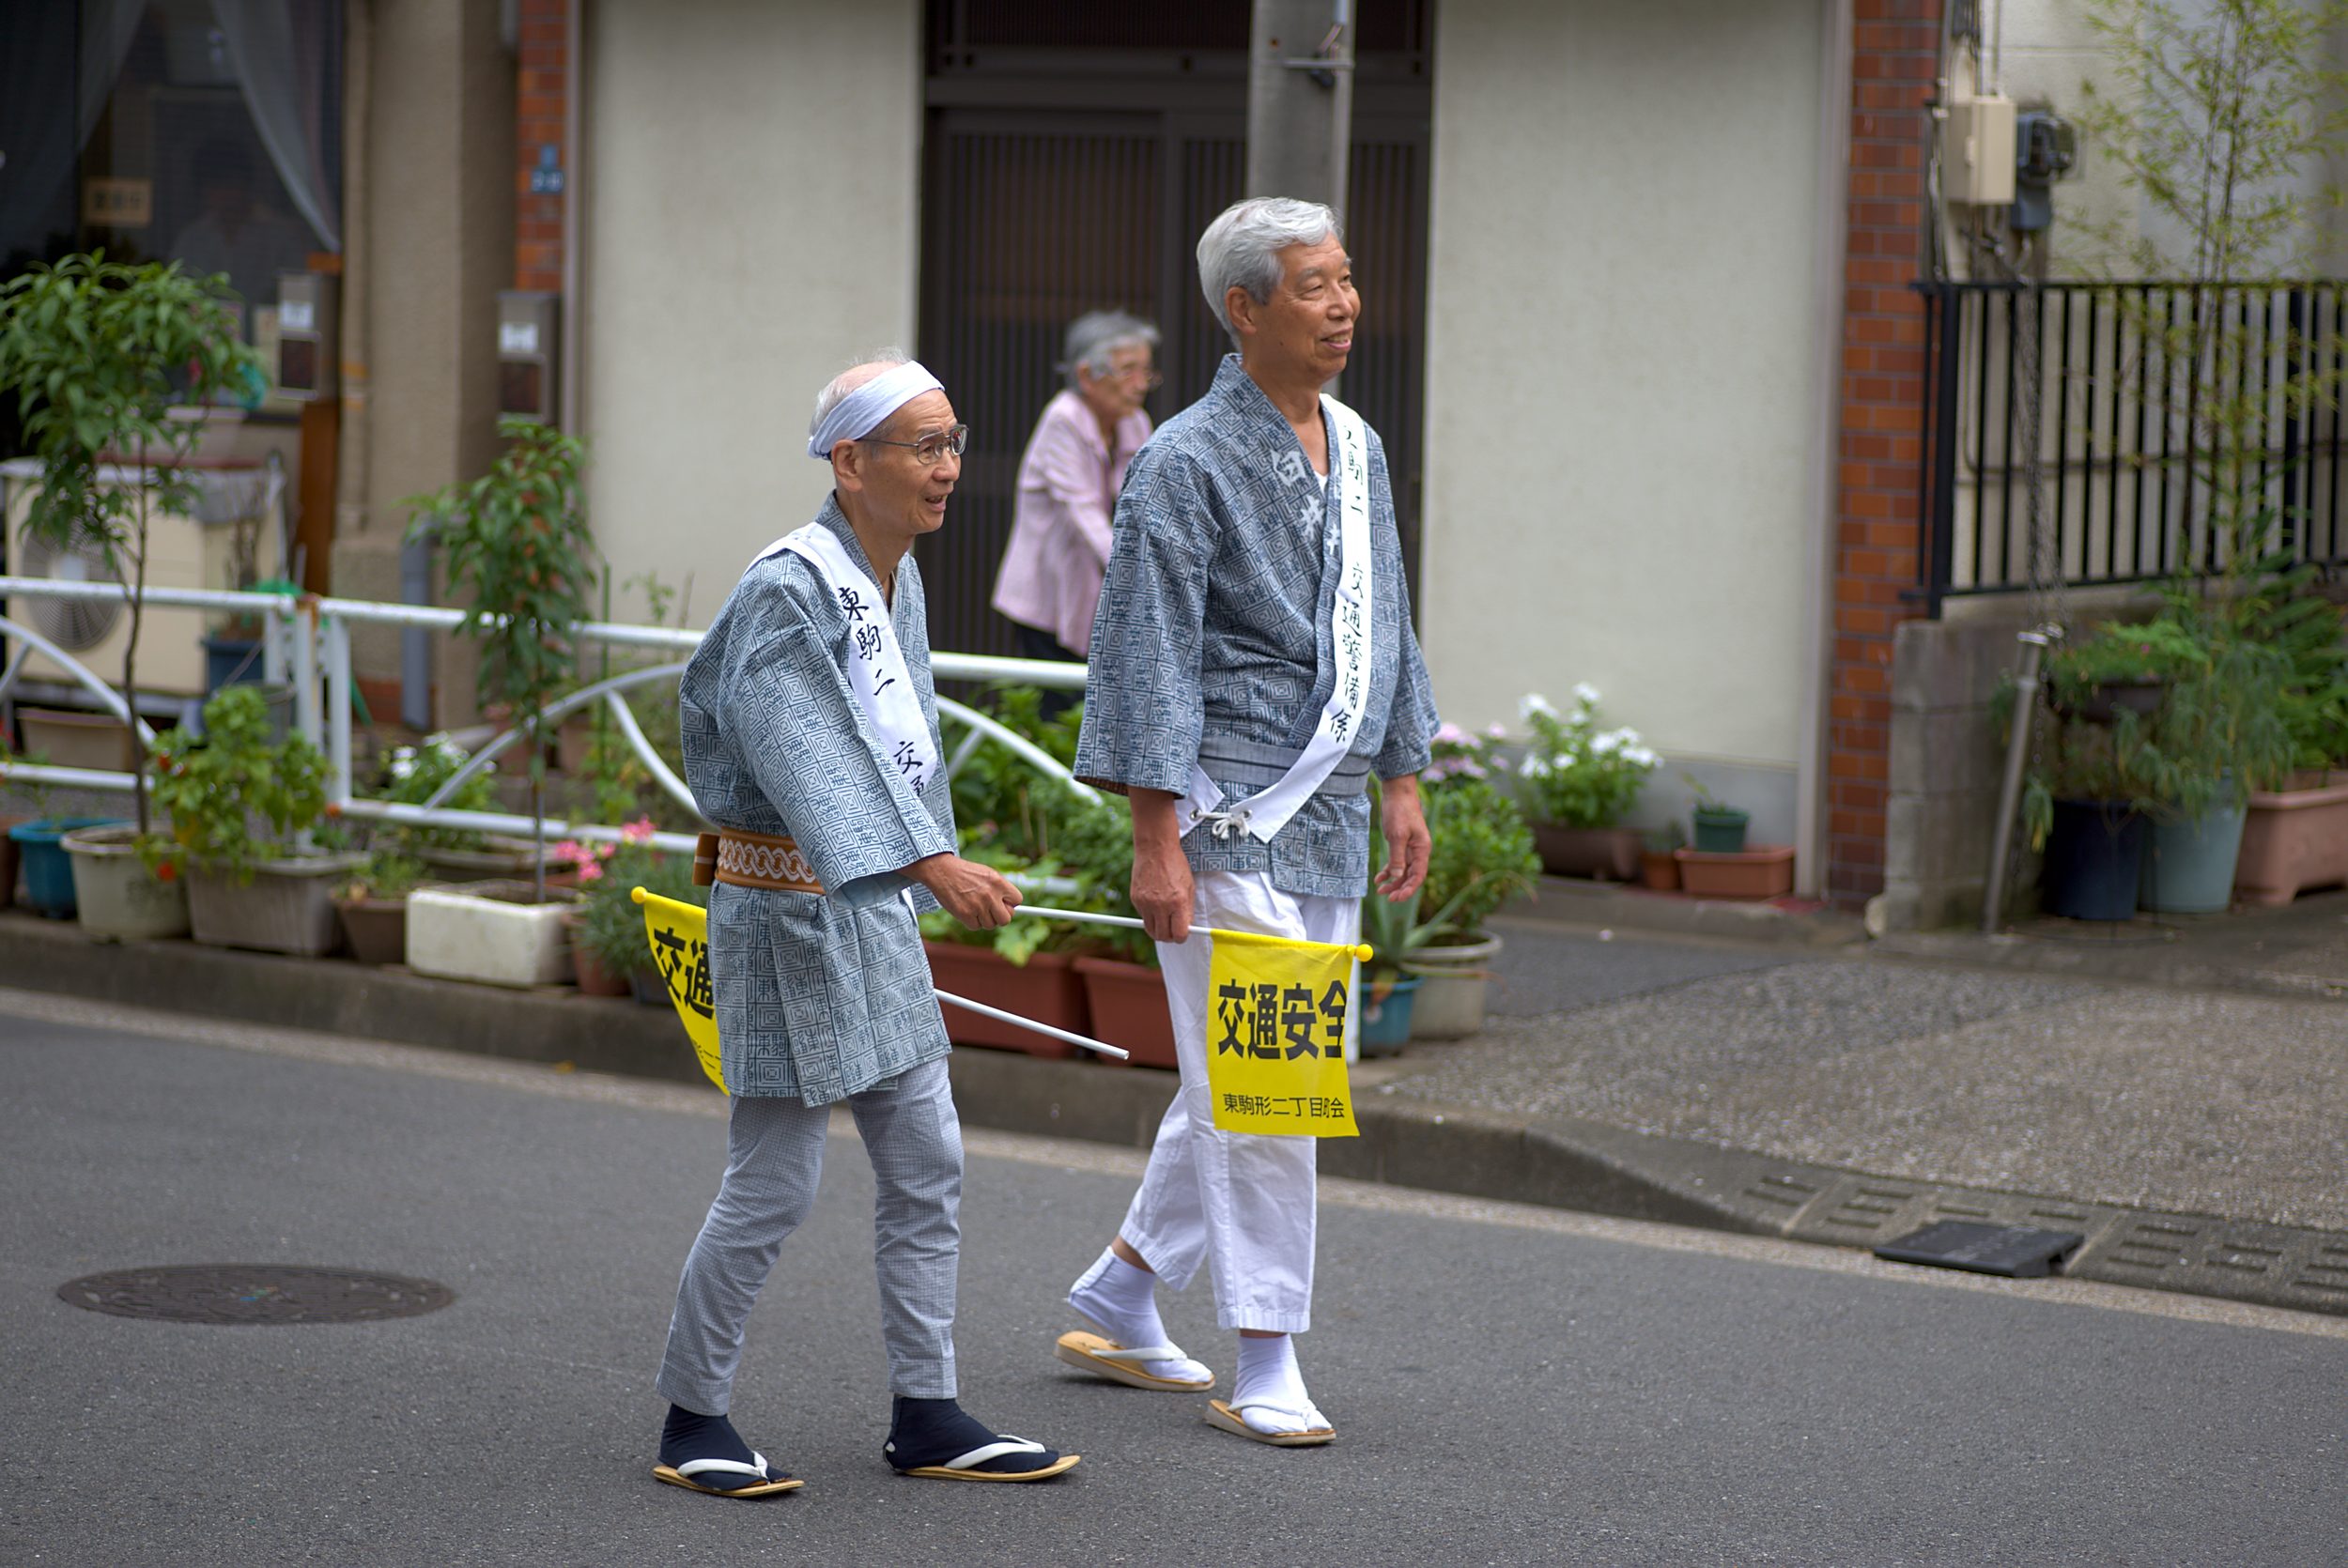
[2, 0, 344, 338]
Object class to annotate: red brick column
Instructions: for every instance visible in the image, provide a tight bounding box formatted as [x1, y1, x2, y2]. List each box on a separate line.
[1827, 2, 1939, 907]
[515, 0, 569, 293]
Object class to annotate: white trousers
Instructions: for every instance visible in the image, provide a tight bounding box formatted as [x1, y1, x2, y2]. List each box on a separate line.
[1117, 869, 1359, 1334]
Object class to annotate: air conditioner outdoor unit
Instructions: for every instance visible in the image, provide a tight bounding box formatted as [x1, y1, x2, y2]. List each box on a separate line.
[2, 456, 286, 699]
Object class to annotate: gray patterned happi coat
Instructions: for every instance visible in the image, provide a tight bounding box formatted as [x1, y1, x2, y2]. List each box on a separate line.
[679, 499, 957, 1104]
[1076, 354, 1440, 899]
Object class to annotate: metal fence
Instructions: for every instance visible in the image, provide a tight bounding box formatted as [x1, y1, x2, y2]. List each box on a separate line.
[0, 578, 1089, 862]
[1914, 278, 2348, 614]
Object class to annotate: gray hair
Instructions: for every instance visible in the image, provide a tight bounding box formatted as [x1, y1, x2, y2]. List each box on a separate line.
[1196, 197, 1343, 347]
[1061, 311, 1161, 391]
[810, 348, 912, 439]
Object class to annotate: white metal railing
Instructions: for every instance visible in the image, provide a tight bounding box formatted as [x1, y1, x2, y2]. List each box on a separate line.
[0, 577, 1093, 866]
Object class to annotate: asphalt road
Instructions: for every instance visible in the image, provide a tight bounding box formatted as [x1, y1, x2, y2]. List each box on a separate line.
[3, 991, 2342, 1568]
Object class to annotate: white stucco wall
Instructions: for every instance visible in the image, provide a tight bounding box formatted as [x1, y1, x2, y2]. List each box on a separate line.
[582, 0, 919, 627]
[1419, 0, 1831, 816]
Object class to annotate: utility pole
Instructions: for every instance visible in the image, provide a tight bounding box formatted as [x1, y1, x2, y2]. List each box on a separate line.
[1245, 0, 1354, 218]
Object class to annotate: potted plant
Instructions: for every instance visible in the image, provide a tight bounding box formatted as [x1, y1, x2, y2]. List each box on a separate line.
[0, 254, 260, 852]
[567, 821, 662, 996]
[1049, 789, 1180, 1068]
[405, 415, 602, 904]
[1355, 879, 1429, 1056]
[2233, 593, 2348, 904]
[330, 850, 431, 966]
[920, 688, 1095, 1056]
[1683, 775, 1750, 854]
[1400, 759, 1542, 1041]
[1513, 688, 1660, 880]
[59, 817, 191, 941]
[139, 684, 360, 954]
[362, 732, 533, 880]
[1673, 776, 1794, 899]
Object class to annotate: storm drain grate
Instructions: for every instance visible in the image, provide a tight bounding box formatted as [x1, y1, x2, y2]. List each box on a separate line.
[56, 1266, 456, 1325]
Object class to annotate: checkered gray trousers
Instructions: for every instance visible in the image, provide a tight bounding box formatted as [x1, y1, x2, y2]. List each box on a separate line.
[656, 1058, 964, 1411]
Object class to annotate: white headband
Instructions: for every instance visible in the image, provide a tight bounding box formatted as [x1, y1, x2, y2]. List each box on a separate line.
[807, 361, 946, 460]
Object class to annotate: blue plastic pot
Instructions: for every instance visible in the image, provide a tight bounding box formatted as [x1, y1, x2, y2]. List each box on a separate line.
[202, 634, 265, 692]
[8, 817, 117, 919]
[2143, 797, 2248, 915]
[1359, 975, 1423, 1054]
[2041, 800, 2145, 921]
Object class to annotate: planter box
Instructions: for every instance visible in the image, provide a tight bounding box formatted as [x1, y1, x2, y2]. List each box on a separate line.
[1674, 844, 1795, 901]
[417, 836, 547, 883]
[1073, 955, 1178, 1068]
[1530, 823, 1641, 882]
[1404, 933, 1502, 1041]
[407, 880, 582, 988]
[188, 854, 363, 956]
[924, 942, 1088, 1058]
[19, 708, 139, 772]
[2234, 777, 2348, 906]
[62, 825, 189, 940]
[0, 817, 18, 909]
[334, 895, 409, 966]
[9, 817, 115, 918]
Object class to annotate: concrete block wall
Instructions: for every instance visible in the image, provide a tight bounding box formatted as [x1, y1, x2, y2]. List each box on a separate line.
[1873, 612, 2031, 930]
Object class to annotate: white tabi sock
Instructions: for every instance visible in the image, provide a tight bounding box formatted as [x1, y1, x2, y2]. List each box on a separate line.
[1231, 1334, 1326, 1436]
[1068, 1247, 1212, 1385]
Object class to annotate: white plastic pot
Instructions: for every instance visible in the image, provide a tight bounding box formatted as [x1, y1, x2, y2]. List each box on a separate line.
[1402, 933, 1503, 1041]
[62, 824, 190, 941]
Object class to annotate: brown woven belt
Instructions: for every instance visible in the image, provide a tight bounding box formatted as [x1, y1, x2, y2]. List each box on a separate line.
[694, 829, 826, 894]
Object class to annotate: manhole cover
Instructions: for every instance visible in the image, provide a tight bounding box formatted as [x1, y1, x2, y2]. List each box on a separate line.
[56, 1266, 456, 1325]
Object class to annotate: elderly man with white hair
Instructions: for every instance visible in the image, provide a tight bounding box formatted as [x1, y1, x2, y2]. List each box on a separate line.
[1056, 198, 1439, 1446]
[991, 310, 1161, 687]
[649, 353, 1079, 1495]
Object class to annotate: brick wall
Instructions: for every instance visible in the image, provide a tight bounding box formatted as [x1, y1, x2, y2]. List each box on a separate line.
[1829, 1, 1940, 907]
[515, 0, 569, 293]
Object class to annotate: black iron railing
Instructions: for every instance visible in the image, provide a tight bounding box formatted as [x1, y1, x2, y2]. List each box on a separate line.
[1914, 279, 2348, 614]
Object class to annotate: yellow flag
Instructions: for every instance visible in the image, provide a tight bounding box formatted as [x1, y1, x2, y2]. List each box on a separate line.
[633, 887, 725, 1093]
[1203, 930, 1368, 1137]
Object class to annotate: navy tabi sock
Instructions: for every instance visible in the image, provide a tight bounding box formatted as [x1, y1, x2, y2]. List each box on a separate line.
[885, 1396, 1058, 1474]
[659, 1406, 788, 1488]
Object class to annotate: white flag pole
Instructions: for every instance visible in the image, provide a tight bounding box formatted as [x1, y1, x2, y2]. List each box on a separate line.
[1013, 903, 1370, 958]
[934, 988, 1129, 1061]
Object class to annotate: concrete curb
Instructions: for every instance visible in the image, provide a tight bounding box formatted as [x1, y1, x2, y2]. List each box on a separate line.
[5, 910, 2340, 1319]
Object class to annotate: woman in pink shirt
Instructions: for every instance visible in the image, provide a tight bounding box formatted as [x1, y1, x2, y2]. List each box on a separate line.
[992, 311, 1160, 698]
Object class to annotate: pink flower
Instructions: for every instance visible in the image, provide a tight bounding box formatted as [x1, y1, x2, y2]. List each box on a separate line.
[622, 817, 657, 844]
[576, 859, 604, 883]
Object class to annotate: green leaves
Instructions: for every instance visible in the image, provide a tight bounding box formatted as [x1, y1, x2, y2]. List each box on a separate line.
[148, 685, 332, 879]
[405, 414, 601, 777]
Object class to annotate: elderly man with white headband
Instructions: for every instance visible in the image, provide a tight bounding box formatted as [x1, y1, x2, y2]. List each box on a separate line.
[1056, 197, 1439, 1446]
[649, 353, 1079, 1495]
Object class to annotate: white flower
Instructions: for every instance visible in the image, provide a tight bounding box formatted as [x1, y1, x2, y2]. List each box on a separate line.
[1625, 746, 1660, 768]
[1485, 722, 1508, 740]
[1520, 693, 1558, 721]
[1520, 755, 1553, 778]
[1572, 682, 1602, 709]
[1590, 730, 1623, 755]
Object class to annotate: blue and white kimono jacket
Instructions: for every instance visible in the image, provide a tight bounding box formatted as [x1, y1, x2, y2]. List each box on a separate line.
[679, 499, 957, 1103]
[1075, 355, 1440, 899]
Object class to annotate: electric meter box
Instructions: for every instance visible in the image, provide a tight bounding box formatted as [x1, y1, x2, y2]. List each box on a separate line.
[274, 271, 338, 400]
[497, 290, 561, 424]
[1944, 94, 2017, 207]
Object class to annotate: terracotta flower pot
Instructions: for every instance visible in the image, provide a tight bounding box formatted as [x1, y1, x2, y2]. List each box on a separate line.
[1674, 845, 1795, 901]
[335, 895, 409, 966]
[1638, 849, 1681, 891]
[1529, 822, 1642, 881]
[572, 942, 635, 996]
[2233, 776, 2348, 906]
[1073, 955, 1178, 1068]
[924, 941, 1088, 1058]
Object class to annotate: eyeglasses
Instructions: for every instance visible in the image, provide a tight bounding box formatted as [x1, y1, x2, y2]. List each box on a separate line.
[1104, 362, 1162, 389]
[863, 423, 970, 465]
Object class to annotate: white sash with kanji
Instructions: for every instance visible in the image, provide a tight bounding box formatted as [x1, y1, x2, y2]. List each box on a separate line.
[1182, 394, 1373, 844]
[756, 523, 939, 794]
